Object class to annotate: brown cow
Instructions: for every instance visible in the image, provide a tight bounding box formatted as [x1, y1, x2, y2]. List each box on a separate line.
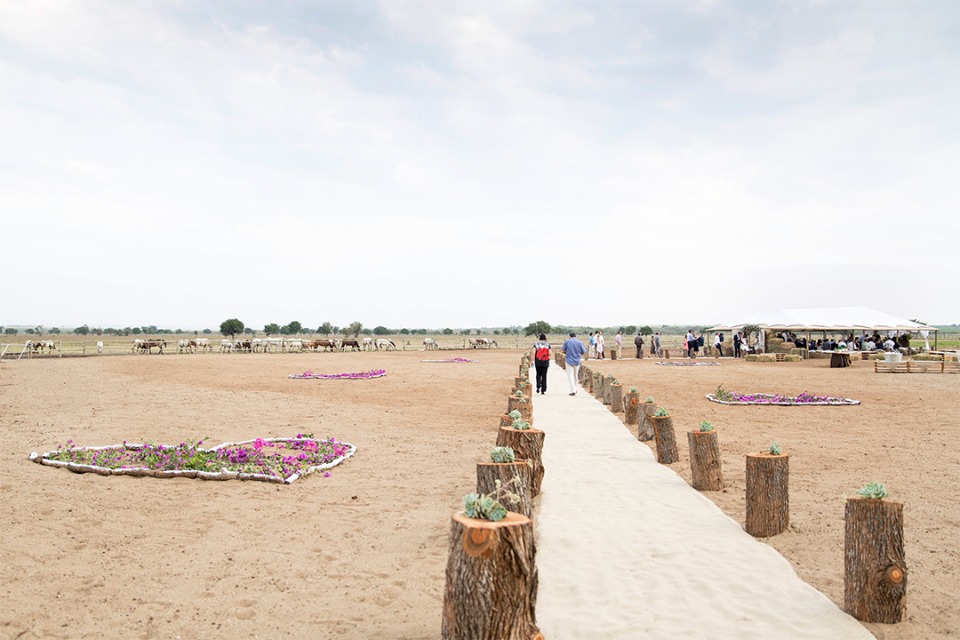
[340, 338, 361, 351]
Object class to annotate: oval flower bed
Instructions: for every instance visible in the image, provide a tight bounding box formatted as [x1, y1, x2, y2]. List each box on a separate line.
[656, 361, 720, 367]
[420, 357, 476, 363]
[29, 434, 356, 484]
[289, 369, 386, 380]
[707, 385, 859, 406]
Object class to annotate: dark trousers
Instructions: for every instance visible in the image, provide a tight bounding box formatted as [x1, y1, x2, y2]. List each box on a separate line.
[734, 343, 741, 357]
[535, 361, 549, 392]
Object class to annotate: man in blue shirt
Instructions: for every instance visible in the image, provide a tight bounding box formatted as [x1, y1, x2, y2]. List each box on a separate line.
[561, 332, 586, 395]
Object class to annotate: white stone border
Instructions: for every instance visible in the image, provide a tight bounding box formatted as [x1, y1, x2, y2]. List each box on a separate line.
[29, 438, 357, 484]
[705, 393, 860, 406]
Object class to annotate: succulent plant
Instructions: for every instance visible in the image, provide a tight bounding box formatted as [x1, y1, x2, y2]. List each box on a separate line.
[645, 397, 654, 403]
[462, 478, 520, 521]
[699, 420, 714, 432]
[768, 441, 782, 455]
[511, 418, 531, 430]
[513, 389, 524, 398]
[855, 482, 888, 500]
[629, 386, 638, 393]
[508, 409, 522, 420]
[654, 407, 669, 417]
[490, 446, 516, 463]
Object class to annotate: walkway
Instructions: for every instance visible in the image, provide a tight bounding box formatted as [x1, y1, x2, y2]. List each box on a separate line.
[532, 365, 873, 639]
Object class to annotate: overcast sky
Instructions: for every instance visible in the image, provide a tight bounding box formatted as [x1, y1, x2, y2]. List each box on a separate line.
[1, 1, 957, 331]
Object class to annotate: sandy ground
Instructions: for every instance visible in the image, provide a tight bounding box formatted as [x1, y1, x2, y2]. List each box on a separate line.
[0, 349, 956, 639]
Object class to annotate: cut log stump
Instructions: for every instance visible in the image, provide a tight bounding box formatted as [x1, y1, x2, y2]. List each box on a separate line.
[507, 396, 532, 423]
[623, 392, 639, 426]
[602, 375, 613, 405]
[844, 497, 906, 623]
[687, 430, 723, 491]
[592, 372, 603, 399]
[610, 383, 623, 412]
[638, 403, 657, 441]
[477, 461, 534, 518]
[442, 512, 541, 640]
[745, 451, 789, 537]
[651, 415, 678, 464]
[496, 427, 545, 497]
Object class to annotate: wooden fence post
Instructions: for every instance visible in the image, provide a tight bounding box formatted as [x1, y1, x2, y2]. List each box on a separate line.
[844, 497, 906, 623]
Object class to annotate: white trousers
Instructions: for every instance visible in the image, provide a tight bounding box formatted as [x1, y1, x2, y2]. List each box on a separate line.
[565, 363, 580, 393]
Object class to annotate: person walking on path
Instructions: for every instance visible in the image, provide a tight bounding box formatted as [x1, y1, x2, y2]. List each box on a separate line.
[615, 330, 623, 359]
[533, 334, 551, 395]
[588, 332, 596, 360]
[634, 332, 644, 359]
[595, 330, 605, 359]
[714, 332, 722, 358]
[561, 333, 586, 395]
[653, 332, 661, 358]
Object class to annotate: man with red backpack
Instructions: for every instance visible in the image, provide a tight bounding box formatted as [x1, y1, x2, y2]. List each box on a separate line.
[533, 333, 551, 395]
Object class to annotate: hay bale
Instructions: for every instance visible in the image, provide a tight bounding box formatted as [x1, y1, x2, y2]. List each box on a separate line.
[758, 354, 777, 363]
[784, 355, 802, 362]
[745, 354, 760, 362]
[912, 354, 941, 361]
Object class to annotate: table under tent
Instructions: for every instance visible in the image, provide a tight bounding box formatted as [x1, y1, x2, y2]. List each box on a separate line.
[707, 307, 940, 355]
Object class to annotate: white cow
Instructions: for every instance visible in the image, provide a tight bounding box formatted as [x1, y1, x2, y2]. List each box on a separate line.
[423, 337, 439, 351]
[361, 337, 374, 351]
[195, 338, 212, 352]
[376, 338, 396, 351]
[220, 339, 234, 353]
[287, 339, 303, 353]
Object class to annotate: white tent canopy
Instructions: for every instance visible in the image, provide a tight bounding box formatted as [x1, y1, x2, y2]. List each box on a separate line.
[707, 307, 939, 334]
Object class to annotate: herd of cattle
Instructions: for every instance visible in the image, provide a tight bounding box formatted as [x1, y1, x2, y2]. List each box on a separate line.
[20, 335, 499, 356]
[131, 337, 400, 354]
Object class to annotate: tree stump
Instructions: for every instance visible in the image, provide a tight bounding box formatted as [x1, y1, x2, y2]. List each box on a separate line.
[442, 512, 541, 640]
[496, 427, 545, 497]
[687, 430, 723, 491]
[664, 349, 670, 359]
[651, 415, 678, 463]
[582, 367, 592, 392]
[623, 392, 639, 426]
[844, 498, 906, 623]
[745, 451, 789, 537]
[477, 461, 534, 518]
[602, 375, 613, 405]
[638, 402, 657, 441]
[499, 414, 513, 428]
[610, 348, 617, 361]
[508, 396, 532, 423]
[610, 383, 623, 413]
[592, 372, 603, 399]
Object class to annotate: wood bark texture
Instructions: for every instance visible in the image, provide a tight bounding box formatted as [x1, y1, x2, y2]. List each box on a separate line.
[610, 384, 623, 413]
[745, 452, 789, 537]
[844, 498, 907, 623]
[476, 461, 534, 518]
[442, 512, 542, 640]
[651, 415, 678, 463]
[592, 372, 603, 399]
[638, 403, 657, 441]
[687, 430, 723, 491]
[623, 392, 639, 426]
[602, 375, 613, 405]
[499, 414, 513, 428]
[507, 396, 532, 423]
[496, 428, 545, 496]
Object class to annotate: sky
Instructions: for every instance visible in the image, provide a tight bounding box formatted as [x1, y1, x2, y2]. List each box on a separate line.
[1, 0, 957, 331]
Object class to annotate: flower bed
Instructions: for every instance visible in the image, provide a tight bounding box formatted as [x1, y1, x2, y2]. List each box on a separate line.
[655, 361, 720, 367]
[707, 385, 859, 406]
[29, 435, 356, 484]
[289, 369, 386, 380]
[420, 357, 476, 363]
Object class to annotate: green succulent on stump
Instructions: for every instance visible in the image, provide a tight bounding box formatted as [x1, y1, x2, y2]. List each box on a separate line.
[699, 420, 714, 432]
[490, 446, 516, 463]
[461, 478, 521, 521]
[855, 482, 888, 499]
[654, 407, 669, 417]
[768, 441, 782, 455]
